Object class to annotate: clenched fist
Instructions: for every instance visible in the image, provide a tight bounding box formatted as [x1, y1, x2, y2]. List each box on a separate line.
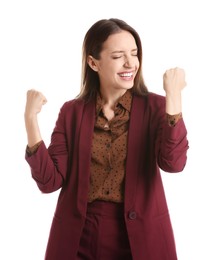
[163, 67, 186, 95]
[24, 89, 47, 147]
[25, 89, 47, 117]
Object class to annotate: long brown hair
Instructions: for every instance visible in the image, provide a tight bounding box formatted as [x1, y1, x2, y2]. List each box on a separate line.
[77, 18, 148, 101]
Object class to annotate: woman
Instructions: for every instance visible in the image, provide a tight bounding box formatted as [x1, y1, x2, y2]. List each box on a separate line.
[24, 18, 189, 260]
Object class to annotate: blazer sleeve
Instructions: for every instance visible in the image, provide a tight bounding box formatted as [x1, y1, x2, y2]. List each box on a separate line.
[25, 102, 69, 193]
[152, 94, 189, 173]
[157, 118, 189, 172]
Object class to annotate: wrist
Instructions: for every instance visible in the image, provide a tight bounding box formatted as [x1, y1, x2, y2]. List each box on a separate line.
[165, 93, 182, 115]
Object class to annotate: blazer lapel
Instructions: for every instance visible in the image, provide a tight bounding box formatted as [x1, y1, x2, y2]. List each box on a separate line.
[77, 99, 96, 215]
[124, 94, 148, 210]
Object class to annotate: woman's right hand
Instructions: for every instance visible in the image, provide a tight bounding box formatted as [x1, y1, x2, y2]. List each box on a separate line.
[25, 89, 47, 117]
[24, 89, 47, 147]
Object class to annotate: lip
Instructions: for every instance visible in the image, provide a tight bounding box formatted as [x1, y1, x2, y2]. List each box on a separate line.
[117, 70, 135, 80]
[118, 70, 135, 74]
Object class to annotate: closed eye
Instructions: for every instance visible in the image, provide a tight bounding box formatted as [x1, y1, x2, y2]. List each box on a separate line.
[112, 56, 122, 59]
[132, 51, 138, 56]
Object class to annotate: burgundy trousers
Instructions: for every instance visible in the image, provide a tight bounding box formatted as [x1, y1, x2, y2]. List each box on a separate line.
[77, 200, 132, 260]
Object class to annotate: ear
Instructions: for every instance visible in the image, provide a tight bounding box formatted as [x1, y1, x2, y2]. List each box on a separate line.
[87, 55, 99, 72]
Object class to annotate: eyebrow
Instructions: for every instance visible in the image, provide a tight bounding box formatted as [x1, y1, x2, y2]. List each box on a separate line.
[111, 48, 138, 54]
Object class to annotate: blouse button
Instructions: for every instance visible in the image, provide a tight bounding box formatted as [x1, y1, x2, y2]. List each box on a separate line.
[106, 143, 111, 148]
[128, 211, 137, 220]
[105, 166, 113, 172]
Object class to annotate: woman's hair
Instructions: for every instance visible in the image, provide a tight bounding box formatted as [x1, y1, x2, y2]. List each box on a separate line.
[77, 18, 148, 101]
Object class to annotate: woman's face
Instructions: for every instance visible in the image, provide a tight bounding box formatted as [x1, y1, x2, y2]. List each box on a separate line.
[89, 30, 139, 95]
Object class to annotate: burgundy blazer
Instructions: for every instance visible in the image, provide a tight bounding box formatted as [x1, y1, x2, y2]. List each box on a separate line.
[26, 93, 189, 260]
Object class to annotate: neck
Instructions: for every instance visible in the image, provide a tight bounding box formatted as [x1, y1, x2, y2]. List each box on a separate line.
[100, 88, 127, 108]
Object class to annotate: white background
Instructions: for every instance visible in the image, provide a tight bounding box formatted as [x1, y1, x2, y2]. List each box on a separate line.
[0, 0, 212, 259]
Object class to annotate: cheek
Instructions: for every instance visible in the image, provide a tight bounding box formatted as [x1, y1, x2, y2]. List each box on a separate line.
[135, 60, 140, 73]
[98, 67, 114, 81]
[102, 63, 118, 75]
[136, 58, 140, 67]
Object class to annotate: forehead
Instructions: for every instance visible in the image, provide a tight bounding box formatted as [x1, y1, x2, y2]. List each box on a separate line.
[102, 30, 137, 52]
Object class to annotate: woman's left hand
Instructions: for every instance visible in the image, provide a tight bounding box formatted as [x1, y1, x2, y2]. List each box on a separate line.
[163, 67, 186, 95]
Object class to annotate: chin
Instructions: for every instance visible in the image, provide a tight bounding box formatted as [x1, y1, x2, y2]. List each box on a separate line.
[124, 83, 134, 89]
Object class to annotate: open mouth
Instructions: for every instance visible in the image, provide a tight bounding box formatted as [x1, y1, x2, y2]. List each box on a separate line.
[118, 72, 134, 80]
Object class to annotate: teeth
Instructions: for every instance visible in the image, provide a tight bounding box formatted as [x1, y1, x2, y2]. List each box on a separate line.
[119, 72, 133, 77]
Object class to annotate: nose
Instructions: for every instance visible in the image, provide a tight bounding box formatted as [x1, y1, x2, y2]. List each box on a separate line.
[124, 55, 134, 68]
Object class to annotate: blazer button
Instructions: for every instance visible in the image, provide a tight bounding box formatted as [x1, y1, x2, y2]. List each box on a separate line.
[128, 211, 137, 220]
